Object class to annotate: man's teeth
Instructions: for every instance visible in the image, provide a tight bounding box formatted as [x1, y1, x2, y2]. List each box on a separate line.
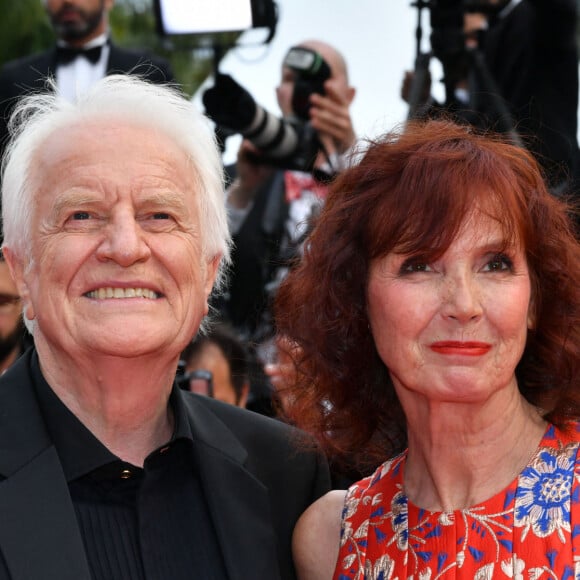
[85, 288, 159, 299]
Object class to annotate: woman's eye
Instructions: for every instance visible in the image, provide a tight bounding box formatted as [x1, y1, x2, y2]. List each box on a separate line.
[400, 259, 431, 274]
[485, 253, 513, 272]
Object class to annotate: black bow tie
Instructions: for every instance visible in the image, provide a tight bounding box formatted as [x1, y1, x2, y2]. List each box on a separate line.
[56, 44, 103, 65]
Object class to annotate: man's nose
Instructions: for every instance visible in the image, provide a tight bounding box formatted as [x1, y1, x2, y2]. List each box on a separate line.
[96, 214, 151, 266]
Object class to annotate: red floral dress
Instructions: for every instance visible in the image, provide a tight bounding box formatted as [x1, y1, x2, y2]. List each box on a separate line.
[333, 423, 580, 579]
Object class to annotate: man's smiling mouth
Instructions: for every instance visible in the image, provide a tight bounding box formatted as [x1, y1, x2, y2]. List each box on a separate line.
[84, 287, 161, 299]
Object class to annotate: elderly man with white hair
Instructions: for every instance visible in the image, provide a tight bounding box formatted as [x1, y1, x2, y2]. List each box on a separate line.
[0, 74, 330, 580]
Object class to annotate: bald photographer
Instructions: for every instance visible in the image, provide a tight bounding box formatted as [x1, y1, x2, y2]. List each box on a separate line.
[203, 39, 356, 358]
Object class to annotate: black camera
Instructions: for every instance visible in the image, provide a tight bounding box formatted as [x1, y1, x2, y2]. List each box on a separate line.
[202, 46, 331, 173]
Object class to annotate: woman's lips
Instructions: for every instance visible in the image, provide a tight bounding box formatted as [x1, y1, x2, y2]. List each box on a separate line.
[429, 341, 492, 356]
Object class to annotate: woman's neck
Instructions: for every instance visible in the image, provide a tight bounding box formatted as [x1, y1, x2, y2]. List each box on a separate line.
[403, 393, 547, 512]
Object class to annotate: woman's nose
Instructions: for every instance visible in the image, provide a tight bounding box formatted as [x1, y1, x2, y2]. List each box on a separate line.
[442, 272, 483, 322]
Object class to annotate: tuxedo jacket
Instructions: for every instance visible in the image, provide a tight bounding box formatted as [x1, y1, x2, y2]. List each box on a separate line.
[0, 350, 331, 580]
[0, 42, 175, 155]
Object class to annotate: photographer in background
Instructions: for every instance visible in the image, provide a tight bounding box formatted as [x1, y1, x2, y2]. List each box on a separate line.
[0, 252, 31, 376]
[203, 39, 356, 363]
[402, 0, 580, 199]
[178, 323, 251, 410]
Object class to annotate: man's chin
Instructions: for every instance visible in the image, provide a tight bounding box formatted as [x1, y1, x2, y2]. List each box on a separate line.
[55, 25, 92, 42]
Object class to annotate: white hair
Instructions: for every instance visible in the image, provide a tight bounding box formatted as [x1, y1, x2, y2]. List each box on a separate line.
[1, 74, 231, 290]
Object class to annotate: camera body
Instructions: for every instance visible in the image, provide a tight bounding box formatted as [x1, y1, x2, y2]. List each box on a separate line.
[202, 46, 331, 173]
[251, 46, 331, 172]
[285, 46, 331, 122]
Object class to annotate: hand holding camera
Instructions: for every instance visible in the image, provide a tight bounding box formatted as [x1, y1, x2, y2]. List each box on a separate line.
[308, 79, 357, 157]
[202, 46, 333, 173]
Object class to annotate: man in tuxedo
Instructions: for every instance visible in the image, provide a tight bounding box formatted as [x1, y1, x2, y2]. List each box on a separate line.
[0, 74, 330, 580]
[0, 0, 174, 158]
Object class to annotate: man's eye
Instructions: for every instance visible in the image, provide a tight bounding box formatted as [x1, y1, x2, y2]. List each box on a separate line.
[152, 212, 171, 220]
[71, 211, 90, 220]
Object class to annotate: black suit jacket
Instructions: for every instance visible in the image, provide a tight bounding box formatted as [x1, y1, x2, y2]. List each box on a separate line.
[0, 350, 331, 580]
[0, 42, 175, 156]
[481, 0, 580, 190]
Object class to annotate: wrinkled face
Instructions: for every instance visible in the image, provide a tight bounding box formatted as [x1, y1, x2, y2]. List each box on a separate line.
[7, 119, 219, 362]
[44, 0, 111, 42]
[186, 342, 241, 406]
[366, 211, 533, 407]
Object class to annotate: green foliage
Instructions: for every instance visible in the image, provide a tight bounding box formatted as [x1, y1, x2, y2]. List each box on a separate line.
[0, 0, 54, 65]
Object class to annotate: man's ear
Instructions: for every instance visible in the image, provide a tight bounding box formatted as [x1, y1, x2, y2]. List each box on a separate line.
[2, 247, 35, 321]
[345, 86, 356, 106]
[204, 254, 222, 299]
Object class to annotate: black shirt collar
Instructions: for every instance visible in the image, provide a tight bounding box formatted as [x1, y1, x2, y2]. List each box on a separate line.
[30, 350, 193, 481]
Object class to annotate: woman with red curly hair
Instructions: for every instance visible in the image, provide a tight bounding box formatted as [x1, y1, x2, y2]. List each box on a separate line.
[275, 119, 580, 579]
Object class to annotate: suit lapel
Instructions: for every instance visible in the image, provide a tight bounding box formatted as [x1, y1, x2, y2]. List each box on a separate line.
[105, 44, 129, 74]
[0, 447, 91, 580]
[0, 357, 282, 579]
[0, 352, 91, 580]
[19, 50, 57, 91]
[106, 44, 145, 76]
[183, 396, 282, 580]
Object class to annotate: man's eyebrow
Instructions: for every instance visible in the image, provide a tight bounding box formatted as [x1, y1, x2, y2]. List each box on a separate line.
[50, 192, 101, 218]
[139, 191, 189, 209]
[49, 190, 190, 214]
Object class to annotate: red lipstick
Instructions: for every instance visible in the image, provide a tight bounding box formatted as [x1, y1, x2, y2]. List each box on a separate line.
[430, 341, 491, 356]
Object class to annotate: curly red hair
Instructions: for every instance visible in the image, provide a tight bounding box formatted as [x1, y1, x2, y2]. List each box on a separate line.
[274, 119, 580, 472]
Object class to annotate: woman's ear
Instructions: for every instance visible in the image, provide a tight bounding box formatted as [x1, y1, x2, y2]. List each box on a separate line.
[527, 298, 536, 331]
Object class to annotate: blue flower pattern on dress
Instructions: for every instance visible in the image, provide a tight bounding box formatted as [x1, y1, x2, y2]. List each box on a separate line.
[515, 444, 576, 541]
[333, 424, 580, 580]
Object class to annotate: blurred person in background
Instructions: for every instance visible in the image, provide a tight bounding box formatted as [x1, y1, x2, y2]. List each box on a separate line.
[0, 0, 174, 163]
[402, 0, 580, 199]
[179, 323, 251, 409]
[0, 74, 330, 580]
[0, 251, 31, 375]
[274, 120, 580, 578]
